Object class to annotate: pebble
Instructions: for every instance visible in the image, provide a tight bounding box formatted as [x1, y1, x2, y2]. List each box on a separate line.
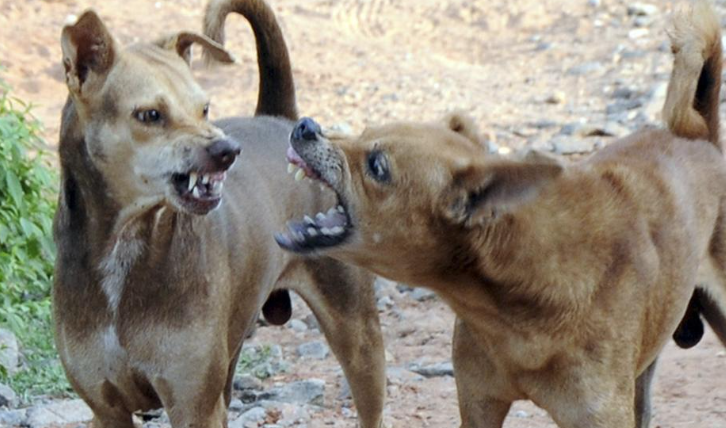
[628, 28, 649, 39]
[627, 3, 658, 17]
[410, 288, 437, 302]
[288, 319, 308, 333]
[552, 137, 596, 155]
[266, 379, 325, 406]
[377, 295, 394, 311]
[234, 375, 264, 391]
[567, 62, 603, 76]
[386, 367, 425, 385]
[296, 341, 330, 360]
[229, 406, 267, 428]
[408, 361, 455, 378]
[545, 91, 566, 105]
[0, 408, 27, 426]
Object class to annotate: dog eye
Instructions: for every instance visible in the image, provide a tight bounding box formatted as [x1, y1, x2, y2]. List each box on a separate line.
[135, 109, 162, 124]
[366, 151, 390, 183]
[203, 104, 210, 119]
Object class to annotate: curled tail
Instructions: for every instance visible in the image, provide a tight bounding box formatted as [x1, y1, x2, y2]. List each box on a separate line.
[204, 0, 297, 121]
[663, 0, 722, 149]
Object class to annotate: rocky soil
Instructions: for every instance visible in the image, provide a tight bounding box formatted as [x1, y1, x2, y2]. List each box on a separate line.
[1, 0, 726, 427]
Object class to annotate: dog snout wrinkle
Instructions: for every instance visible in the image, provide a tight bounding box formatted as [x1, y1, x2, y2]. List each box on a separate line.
[206, 138, 241, 170]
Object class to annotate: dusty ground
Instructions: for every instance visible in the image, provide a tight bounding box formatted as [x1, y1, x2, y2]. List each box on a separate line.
[1, 0, 726, 426]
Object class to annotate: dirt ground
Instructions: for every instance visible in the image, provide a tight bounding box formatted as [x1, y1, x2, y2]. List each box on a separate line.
[1, 0, 725, 426]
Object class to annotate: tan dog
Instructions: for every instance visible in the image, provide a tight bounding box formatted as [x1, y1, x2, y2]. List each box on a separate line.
[52, 1, 385, 427]
[276, 2, 726, 427]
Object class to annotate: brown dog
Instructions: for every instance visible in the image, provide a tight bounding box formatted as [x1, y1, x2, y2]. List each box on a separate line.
[276, 2, 726, 427]
[53, 1, 385, 427]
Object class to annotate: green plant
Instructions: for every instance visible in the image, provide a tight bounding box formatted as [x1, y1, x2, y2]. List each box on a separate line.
[0, 76, 71, 399]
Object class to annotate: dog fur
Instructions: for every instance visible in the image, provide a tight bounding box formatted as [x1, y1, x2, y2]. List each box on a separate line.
[276, 2, 726, 427]
[53, 1, 385, 427]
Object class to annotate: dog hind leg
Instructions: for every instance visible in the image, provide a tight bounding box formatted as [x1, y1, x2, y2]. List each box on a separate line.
[292, 258, 386, 428]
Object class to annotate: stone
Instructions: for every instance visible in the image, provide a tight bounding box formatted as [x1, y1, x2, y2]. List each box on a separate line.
[262, 379, 325, 406]
[0, 329, 20, 375]
[410, 288, 436, 302]
[567, 62, 602, 76]
[296, 341, 330, 360]
[377, 295, 394, 311]
[386, 367, 425, 386]
[230, 398, 245, 411]
[301, 314, 320, 331]
[627, 3, 658, 17]
[0, 383, 17, 408]
[552, 137, 596, 155]
[408, 361, 455, 378]
[26, 399, 93, 428]
[288, 319, 308, 333]
[545, 91, 566, 104]
[234, 374, 264, 391]
[0, 408, 27, 426]
[238, 344, 287, 379]
[229, 406, 267, 428]
[641, 82, 668, 123]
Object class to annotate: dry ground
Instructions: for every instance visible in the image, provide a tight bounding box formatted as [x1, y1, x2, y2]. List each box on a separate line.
[1, 0, 725, 426]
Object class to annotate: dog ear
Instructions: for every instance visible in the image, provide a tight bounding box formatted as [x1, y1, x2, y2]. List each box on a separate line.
[156, 32, 235, 66]
[443, 160, 563, 227]
[61, 11, 116, 97]
[442, 112, 482, 146]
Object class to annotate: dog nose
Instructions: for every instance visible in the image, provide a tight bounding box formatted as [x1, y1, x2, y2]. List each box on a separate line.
[292, 117, 321, 142]
[206, 138, 241, 170]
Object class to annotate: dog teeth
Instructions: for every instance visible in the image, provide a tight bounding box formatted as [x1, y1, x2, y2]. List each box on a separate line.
[307, 227, 318, 237]
[295, 169, 305, 182]
[316, 212, 326, 221]
[337, 205, 344, 213]
[192, 186, 201, 199]
[188, 172, 198, 191]
[320, 227, 332, 235]
[326, 207, 337, 216]
[287, 163, 296, 174]
[202, 174, 210, 185]
[330, 226, 344, 235]
[304, 215, 315, 225]
[211, 181, 223, 195]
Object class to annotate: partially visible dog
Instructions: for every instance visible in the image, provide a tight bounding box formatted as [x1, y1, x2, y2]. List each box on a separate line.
[275, 2, 726, 427]
[53, 1, 385, 427]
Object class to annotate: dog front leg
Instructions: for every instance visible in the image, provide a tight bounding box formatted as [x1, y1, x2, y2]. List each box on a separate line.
[296, 258, 386, 428]
[452, 318, 511, 428]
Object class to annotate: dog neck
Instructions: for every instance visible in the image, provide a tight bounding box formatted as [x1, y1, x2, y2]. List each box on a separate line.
[55, 98, 188, 314]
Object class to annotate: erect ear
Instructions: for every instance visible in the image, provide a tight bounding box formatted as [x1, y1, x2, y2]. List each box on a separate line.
[443, 160, 563, 227]
[61, 11, 117, 97]
[155, 31, 235, 66]
[441, 111, 482, 146]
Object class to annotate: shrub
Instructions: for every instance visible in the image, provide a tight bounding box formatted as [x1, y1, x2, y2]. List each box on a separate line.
[0, 76, 70, 399]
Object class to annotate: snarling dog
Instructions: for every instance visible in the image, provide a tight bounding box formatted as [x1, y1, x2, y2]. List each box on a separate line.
[53, 1, 385, 427]
[276, 2, 726, 427]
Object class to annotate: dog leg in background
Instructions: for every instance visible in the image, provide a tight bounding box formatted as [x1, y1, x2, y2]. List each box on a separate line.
[280, 259, 386, 428]
[634, 359, 657, 428]
[452, 319, 511, 428]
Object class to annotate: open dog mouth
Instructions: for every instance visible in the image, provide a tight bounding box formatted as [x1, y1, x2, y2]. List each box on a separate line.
[275, 145, 352, 253]
[171, 170, 227, 214]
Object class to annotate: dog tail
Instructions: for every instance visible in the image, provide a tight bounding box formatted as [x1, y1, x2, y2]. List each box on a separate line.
[204, 0, 298, 121]
[663, 0, 722, 149]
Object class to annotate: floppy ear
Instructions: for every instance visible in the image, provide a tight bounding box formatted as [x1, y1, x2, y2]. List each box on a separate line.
[443, 160, 563, 227]
[156, 31, 235, 66]
[61, 11, 116, 97]
[442, 111, 482, 146]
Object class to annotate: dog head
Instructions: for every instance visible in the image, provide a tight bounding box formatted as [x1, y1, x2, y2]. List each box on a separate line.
[276, 114, 562, 284]
[61, 11, 238, 215]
